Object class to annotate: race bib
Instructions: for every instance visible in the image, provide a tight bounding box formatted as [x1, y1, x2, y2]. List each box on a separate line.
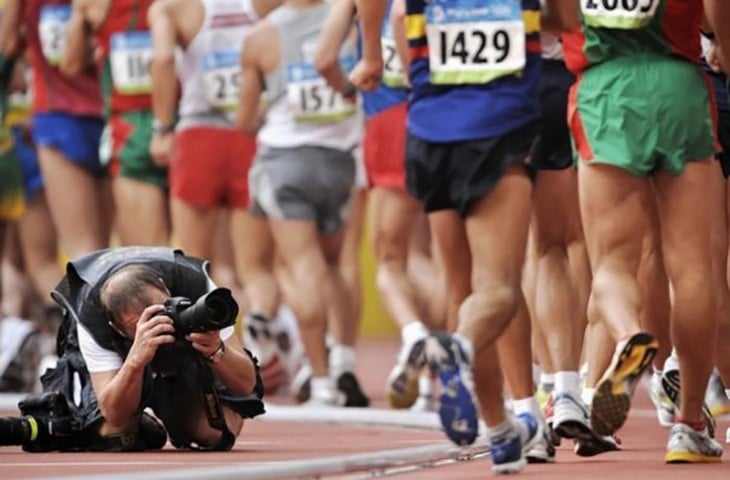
[39, 5, 71, 66]
[110, 31, 153, 94]
[202, 50, 241, 112]
[425, 0, 525, 85]
[286, 57, 358, 123]
[581, 0, 660, 29]
[381, 18, 406, 88]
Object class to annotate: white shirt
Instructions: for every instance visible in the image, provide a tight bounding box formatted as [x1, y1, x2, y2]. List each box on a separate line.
[78, 323, 234, 373]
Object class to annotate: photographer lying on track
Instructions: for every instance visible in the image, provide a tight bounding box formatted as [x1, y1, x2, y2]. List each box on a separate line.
[0, 247, 264, 452]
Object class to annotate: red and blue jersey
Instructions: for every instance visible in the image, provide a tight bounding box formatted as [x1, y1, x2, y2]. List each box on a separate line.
[24, 0, 102, 115]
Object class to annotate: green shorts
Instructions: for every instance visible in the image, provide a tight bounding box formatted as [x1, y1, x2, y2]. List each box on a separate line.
[102, 110, 167, 189]
[569, 54, 716, 176]
[0, 140, 25, 221]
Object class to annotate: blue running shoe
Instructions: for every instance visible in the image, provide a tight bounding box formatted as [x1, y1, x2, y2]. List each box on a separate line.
[490, 413, 540, 475]
[425, 332, 479, 445]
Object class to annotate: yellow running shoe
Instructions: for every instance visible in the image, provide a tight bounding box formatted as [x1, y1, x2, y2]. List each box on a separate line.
[590, 332, 658, 436]
[665, 423, 723, 463]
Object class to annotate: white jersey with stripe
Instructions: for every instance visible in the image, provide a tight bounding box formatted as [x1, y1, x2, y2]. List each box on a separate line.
[177, 0, 259, 125]
[257, 4, 363, 152]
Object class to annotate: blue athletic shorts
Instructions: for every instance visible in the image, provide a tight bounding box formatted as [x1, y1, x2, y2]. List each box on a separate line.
[10, 126, 43, 202]
[32, 112, 105, 177]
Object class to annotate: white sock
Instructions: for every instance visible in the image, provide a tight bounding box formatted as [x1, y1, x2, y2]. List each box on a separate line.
[581, 387, 595, 406]
[725, 388, 730, 401]
[486, 417, 515, 443]
[452, 332, 474, 362]
[555, 371, 580, 396]
[512, 396, 543, 425]
[539, 373, 555, 393]
[418, 373, 432, 397]
[311, 376, 334, 401]
[401, 321, 429, 345]
[329, 344, 356, 378]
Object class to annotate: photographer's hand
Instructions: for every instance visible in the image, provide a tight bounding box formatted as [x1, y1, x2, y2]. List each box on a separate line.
[127, 305, 176, 370]
[186, 331, 221, 358]
[186, 332, 259, 396]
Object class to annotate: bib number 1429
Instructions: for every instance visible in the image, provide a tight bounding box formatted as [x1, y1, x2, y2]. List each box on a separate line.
[425, 0, 525, 85]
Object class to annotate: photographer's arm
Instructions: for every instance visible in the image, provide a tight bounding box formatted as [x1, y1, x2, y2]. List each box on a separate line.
[89, 364, 146, 429]
[187, 331, 259, 396]
[85, 306, 176, 429]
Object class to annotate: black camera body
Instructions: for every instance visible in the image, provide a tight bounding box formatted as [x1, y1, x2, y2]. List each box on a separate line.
[162, 287, 239, 337]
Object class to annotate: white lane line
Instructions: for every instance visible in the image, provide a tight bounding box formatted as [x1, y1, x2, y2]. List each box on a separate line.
[50, 442, 488, 480]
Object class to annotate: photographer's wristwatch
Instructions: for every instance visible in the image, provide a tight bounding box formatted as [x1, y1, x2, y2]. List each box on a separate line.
[207, 341, 226, 364]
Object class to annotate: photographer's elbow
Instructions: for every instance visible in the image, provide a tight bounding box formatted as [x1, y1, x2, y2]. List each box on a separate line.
[227, 373, 256, 397]
[97, 395, 132, 429]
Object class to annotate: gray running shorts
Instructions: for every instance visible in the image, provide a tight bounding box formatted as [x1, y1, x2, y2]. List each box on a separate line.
[249, 145, 356, 234]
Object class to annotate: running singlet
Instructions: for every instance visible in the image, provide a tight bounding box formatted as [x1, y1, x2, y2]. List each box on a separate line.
[404, 0, 541, 143]
[258, 3, 363, 151]
[24, 0, 102, 115]
[95, 0, 154, 116]
[177, 0, 259, 121]
[562, 0, 702, 74]
[361, 0, 408, 118]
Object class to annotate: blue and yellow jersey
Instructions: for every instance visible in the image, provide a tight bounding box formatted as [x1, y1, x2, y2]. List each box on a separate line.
[405, 0, 541, 142]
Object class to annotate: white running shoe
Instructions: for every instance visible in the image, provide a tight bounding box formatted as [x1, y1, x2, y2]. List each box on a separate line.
[552, 392, 593, 441]
[661, 355, 716, 438]
[525, 428, 556, 464]
[387, 329, 428, 409]
[705, 369, 730, 417]
[649, 370, 675, 428]
[665, 423, 723, 463]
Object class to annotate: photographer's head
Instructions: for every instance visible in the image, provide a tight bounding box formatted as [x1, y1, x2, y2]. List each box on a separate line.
[100, 265, 171, 338]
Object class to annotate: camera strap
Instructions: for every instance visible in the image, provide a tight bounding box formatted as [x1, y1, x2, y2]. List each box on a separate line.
[194, 356, 236, 450]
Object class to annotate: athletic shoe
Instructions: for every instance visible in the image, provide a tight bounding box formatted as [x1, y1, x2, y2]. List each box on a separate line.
[649, 370, 675, 428]
[302, 395, 340, 407]
[526, 428, 556, 464]
[660, 357, 716, 438]
[542, 393, 561, 447]
[336, 371, 370, 407]
[410, 391, 437, 412]
[574, 434, 622, 457]
[291, 361, 312, 403]
[425, 332, 479, 446]
[665, 423, 723, 463]
[243, 313, 279, 369]
[552, 392, 594, 441]
[590, 332, 658, 436]
[386, 336, 427, 409]
[490, 413, 541, 474]
[705, 369, 730, 417]
[0, 317, 41, 393]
